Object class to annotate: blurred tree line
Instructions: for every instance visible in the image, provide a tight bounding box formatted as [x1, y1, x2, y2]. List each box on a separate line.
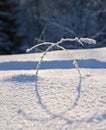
[0, 1, 27, 54]
[0, 0, 106, 55]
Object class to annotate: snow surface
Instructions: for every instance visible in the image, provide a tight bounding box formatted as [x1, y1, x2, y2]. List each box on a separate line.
[0, 48, 106, 130]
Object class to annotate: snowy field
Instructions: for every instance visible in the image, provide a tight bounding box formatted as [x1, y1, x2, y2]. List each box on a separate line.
[0, 48, 106, 130]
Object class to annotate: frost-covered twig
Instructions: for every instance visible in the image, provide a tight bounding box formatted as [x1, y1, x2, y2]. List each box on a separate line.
[26, 41, 52, 52]
[55, 44, 81, 77]
[26, 37, 96, 52]
[35, 43, 55, 76]
[26, 37, 96, 77]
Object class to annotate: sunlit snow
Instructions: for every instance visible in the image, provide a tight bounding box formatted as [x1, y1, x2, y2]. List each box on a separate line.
[0, 48, 106, 130]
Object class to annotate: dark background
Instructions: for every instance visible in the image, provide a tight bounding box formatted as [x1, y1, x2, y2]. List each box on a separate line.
[0, 0, 106, 55]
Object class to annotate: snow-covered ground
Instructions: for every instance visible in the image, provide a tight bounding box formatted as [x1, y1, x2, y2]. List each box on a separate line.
[0, 48, 106, 130]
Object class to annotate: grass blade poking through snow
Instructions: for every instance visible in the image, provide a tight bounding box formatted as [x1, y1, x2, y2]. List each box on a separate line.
[26, 37, 96, 77]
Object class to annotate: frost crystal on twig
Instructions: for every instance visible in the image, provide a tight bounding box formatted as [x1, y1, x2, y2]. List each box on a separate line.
[26, 37, 96, 77]
[79, 38, 96, 44]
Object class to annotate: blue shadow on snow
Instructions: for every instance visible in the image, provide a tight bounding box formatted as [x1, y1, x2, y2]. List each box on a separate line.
[0, 59, 106, 70]
[4, 74, 36, 83]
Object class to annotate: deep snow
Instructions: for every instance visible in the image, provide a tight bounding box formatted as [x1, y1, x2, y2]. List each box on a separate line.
[0, 48, 106, 130]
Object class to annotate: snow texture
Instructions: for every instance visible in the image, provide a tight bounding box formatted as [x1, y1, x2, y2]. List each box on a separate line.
[0, 48, 106, 130]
